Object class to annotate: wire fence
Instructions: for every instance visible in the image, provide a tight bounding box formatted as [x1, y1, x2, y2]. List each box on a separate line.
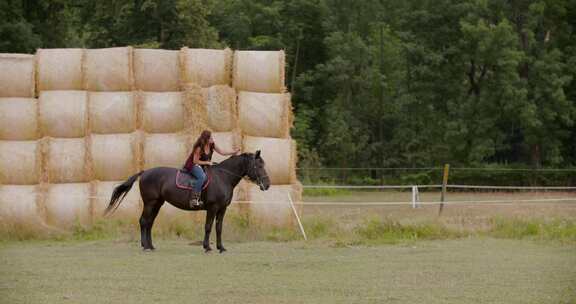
[297, 166, 576, 187]
[9, 166, 575, 210]
[303, 184, 576, 190]
[299, 167, 576, 209]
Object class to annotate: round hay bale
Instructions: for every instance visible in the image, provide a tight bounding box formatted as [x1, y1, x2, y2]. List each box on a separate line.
[242, 136, 296, 184]
[89, 92, 136, 134]
[45, 138, 88, 183]
[39, 91, 87, 138]
[211, 131, 240, 164]
[36, 48, 84, 91]
[91, 133, 139, 181]
[92, 181, 142, 220]
[183, 84, 209, 135]
[180, 48, 232, 87]
[143, 134, 189, 170]
[44, 183, 91, 228]
[0, 141, 40, 184]
[233, 51, 285, 93]
[204, 85, 236, 132]
[134, 49, 180, 91]
[238, 91, 292, 138]
[0, 98, 38, 140]
[140, 92, 185, 133]
[0, 185, 44, 226]
[0, 54, 35, 97]
[244, 183, 300, 226]
[232, 179, 248, 203]
[84, 47, 133, 91]
[232, 179, 251, 213]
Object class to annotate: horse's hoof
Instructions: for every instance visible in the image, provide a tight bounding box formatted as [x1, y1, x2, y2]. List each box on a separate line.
[143, 248, 153, 252]
[219, 248, 227, 254]
[204, 247, 212, 253]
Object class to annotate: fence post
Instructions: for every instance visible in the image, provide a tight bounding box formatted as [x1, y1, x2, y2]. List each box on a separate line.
[438, 164, 450, 215]
[411, 186, 420, 208]
[287, 192, 307, 241]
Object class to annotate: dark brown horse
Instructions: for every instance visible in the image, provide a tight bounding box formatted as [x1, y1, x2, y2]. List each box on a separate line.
[105, 151, 270, 253]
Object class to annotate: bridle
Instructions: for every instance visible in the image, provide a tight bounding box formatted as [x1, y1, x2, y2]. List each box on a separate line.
[246, 157, 270, 189]
[213, 156, 269, 188]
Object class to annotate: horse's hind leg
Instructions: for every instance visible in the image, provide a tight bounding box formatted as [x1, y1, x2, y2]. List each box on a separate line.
[140, 199, 163, 250]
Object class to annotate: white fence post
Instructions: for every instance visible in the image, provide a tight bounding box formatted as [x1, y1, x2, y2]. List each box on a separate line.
[411, 186, 420, 208]
[287, 192, 307, 241]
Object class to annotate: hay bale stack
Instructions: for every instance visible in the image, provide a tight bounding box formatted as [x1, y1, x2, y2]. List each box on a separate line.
[84, 47, 133, 91]
[143, 134, 189, 169]
[45, 138, 89, 183]
[0, 141, 41, 184]
[238, 91, 292, 138]
[203, 85, 237, 132]
[180, 48, 232, 87]
[140, 92, 185, 133]
[36, 48, 84, 91]
[44, 183, 91, 227]
[92, 181, 142, 219]
[0, 98, 38, 140]
[243, 136, 296, 184]
[91, 133, 139, 181]
[243, 183, 301, 226]
[0, 185, 44, 226]
[134, 49, 180, 91]
[233, 51, 285, 93]
[89, 92, 136, 134]
[39, 91, 87, 138]
[0, 54, 35, 97]
[212, 131, 241, 164]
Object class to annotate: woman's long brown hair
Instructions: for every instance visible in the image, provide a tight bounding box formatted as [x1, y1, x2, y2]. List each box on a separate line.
[192, 130, 212, 153]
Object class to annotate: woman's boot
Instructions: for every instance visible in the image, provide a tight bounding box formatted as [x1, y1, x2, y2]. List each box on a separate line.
[189, 191, 202, 207]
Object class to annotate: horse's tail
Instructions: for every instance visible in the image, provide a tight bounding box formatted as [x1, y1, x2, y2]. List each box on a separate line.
[104, 171, 143, 216]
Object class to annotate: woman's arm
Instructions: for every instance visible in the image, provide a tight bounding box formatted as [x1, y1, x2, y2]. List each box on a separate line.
[214, 143, 240, 156]
[192, 148, 211, 166]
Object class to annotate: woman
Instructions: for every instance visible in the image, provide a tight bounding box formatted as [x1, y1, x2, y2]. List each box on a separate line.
[183, 130, 239, 207]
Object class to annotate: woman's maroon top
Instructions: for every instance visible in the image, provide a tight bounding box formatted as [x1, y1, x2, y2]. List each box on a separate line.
[183, 143, 214, 171]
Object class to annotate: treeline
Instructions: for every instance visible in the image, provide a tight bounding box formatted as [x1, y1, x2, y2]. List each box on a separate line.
[2, 0, 576, 169]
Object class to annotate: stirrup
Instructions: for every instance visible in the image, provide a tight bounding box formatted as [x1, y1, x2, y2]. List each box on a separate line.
[190, 192, 202, 208]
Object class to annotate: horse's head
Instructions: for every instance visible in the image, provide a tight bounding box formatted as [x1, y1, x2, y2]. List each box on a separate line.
[246, 150, 270, 191]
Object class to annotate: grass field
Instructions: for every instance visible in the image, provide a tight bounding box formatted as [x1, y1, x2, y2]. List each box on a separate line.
[1, 190, 575, 303]
[1, 238, 575, 304]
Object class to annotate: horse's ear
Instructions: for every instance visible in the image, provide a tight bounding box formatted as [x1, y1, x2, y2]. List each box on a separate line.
[255, 150, 261, 158]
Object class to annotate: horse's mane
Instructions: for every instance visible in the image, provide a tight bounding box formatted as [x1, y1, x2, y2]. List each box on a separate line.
[213, 153, 252, 170]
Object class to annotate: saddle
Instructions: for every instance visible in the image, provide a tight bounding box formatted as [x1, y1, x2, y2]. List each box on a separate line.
[176, 170, 211, 191]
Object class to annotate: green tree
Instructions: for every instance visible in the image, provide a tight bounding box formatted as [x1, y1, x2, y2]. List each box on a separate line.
[77, 0, 219, 49]
[0, 0, 76, 52]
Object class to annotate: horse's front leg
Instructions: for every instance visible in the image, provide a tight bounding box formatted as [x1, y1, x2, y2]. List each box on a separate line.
[216, 208, 227, 253]
[203, 209, 216, 253]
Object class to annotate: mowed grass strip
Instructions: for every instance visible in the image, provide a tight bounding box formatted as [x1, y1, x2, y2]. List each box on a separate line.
[1, 239, 575, 304]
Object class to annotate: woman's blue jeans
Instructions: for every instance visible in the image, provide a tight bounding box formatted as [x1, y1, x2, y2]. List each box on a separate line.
[190, 165, 206, 192]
